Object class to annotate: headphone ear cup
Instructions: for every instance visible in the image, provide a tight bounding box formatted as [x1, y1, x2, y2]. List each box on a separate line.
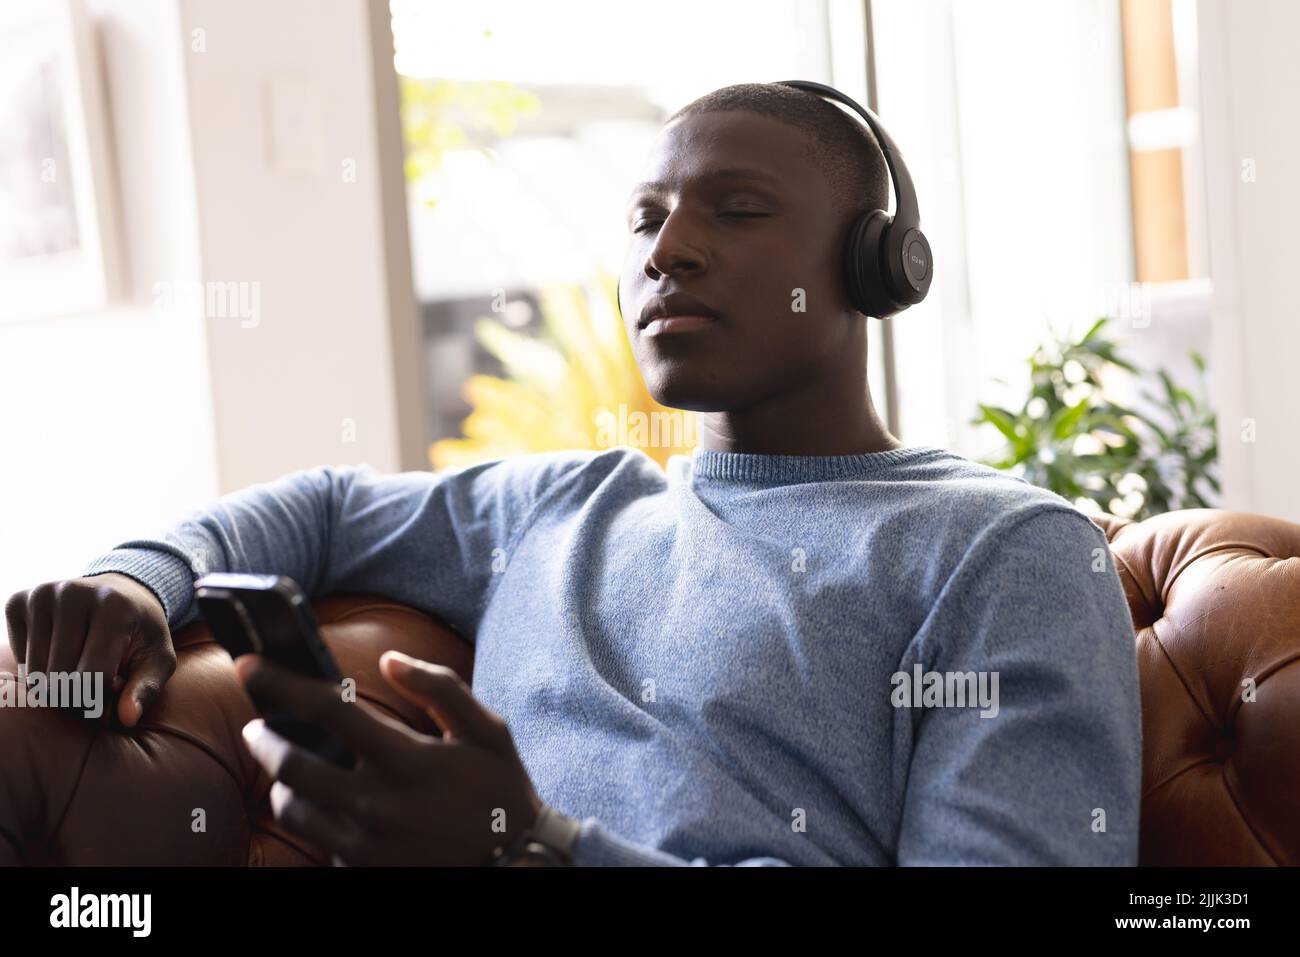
[844, 209, 895, 319]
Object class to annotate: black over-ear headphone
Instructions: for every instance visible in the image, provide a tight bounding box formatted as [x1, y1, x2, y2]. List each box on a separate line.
[774, 79, 933, 319]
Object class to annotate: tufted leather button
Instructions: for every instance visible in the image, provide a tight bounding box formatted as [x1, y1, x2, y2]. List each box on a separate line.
[1212, 731, 1235, 763]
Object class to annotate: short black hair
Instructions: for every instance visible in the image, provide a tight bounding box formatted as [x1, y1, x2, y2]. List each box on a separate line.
[665, 82, 890, 221]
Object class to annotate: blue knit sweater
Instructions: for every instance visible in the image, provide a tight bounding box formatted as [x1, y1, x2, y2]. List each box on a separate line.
[83, 444, 1142, 866]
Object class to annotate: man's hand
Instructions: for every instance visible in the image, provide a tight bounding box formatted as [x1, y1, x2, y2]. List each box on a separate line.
[4, 573, 176, 727]
[234, 650, 543, 866]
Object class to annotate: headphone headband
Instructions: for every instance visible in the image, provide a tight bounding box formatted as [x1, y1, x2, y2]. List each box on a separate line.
[774, 79, 919, 230]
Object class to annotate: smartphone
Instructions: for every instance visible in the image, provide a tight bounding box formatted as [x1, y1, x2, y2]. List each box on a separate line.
[193, 573, 356, 770]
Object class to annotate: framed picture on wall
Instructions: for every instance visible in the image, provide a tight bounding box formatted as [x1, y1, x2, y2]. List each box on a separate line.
[0, 0, 123, 321]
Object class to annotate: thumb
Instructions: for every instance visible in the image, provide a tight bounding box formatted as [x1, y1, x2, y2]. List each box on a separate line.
[118, 650, 176, 727]
[379, 650, 502, 749]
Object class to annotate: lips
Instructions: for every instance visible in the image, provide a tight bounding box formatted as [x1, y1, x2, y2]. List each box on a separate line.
[642, 314, 718, 336]
[637, 292, 722, 335]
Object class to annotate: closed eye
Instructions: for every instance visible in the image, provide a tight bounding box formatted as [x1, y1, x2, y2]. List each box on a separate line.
[629, 210, 771, 234]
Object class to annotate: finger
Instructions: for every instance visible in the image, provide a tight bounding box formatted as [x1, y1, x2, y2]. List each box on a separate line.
[234, 655, 420, 772]
[380, 651, 507, 750]
[118, 640, 176, 728]
[75, 611, 133, 709]
[241, 718, 361, 817]
[4, 592, 29, 668]
[269, 780, 366, 863]
[23, 586, 54, 677]
[48, 590, 91, 679]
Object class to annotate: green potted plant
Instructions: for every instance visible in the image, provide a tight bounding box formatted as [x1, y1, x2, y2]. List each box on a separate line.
[971, 316, 1219, 520]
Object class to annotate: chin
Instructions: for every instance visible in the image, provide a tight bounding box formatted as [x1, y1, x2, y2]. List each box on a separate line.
[642, 369, 734, 413]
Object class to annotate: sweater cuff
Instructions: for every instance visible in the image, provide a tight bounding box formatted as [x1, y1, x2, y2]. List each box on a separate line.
[570, 818, 693, 867]
[82, 548, 197, 629]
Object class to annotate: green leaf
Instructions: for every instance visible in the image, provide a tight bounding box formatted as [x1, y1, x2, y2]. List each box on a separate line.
[1080, 316, 1109, 343]
[977, 404, 1023, 443]
[1050, 399, 1090, 440]
[1158, 369, 1183, 408]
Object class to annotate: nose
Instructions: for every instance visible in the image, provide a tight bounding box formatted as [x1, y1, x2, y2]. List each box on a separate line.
[644, 210, 708, 281]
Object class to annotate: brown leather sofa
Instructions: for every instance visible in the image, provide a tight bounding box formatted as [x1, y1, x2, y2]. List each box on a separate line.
[2, 507, 1297, 866]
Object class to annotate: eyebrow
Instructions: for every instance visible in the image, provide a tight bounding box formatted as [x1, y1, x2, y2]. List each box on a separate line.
[627, 167, 785, 204]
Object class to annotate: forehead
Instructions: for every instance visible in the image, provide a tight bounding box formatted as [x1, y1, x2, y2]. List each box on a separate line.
[629, 110, 822, 199]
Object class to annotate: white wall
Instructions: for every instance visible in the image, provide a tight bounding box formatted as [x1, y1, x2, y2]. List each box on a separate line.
[1, 0, 424, 602]
[179, 0, 424, 491]
[0, 0, 218, 601]
[1199, 0, 1300, 522]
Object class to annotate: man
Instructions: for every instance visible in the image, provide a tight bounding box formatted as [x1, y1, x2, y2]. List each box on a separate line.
[7, 83, 1141, 866]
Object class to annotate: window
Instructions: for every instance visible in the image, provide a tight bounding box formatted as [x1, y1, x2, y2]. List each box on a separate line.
[872, 0, 1211, 457]
[389, 0, 865, 463]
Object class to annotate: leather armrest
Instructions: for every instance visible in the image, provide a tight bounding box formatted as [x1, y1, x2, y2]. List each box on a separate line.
[0, 594, 473, 866]
[1094, 508, 1300, 865]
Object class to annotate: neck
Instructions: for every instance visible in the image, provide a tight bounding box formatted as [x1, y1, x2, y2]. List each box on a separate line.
[695, 341, 900, 456]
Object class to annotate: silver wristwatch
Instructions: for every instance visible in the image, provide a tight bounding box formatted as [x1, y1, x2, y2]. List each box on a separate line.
[490, 804, 581, 867]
